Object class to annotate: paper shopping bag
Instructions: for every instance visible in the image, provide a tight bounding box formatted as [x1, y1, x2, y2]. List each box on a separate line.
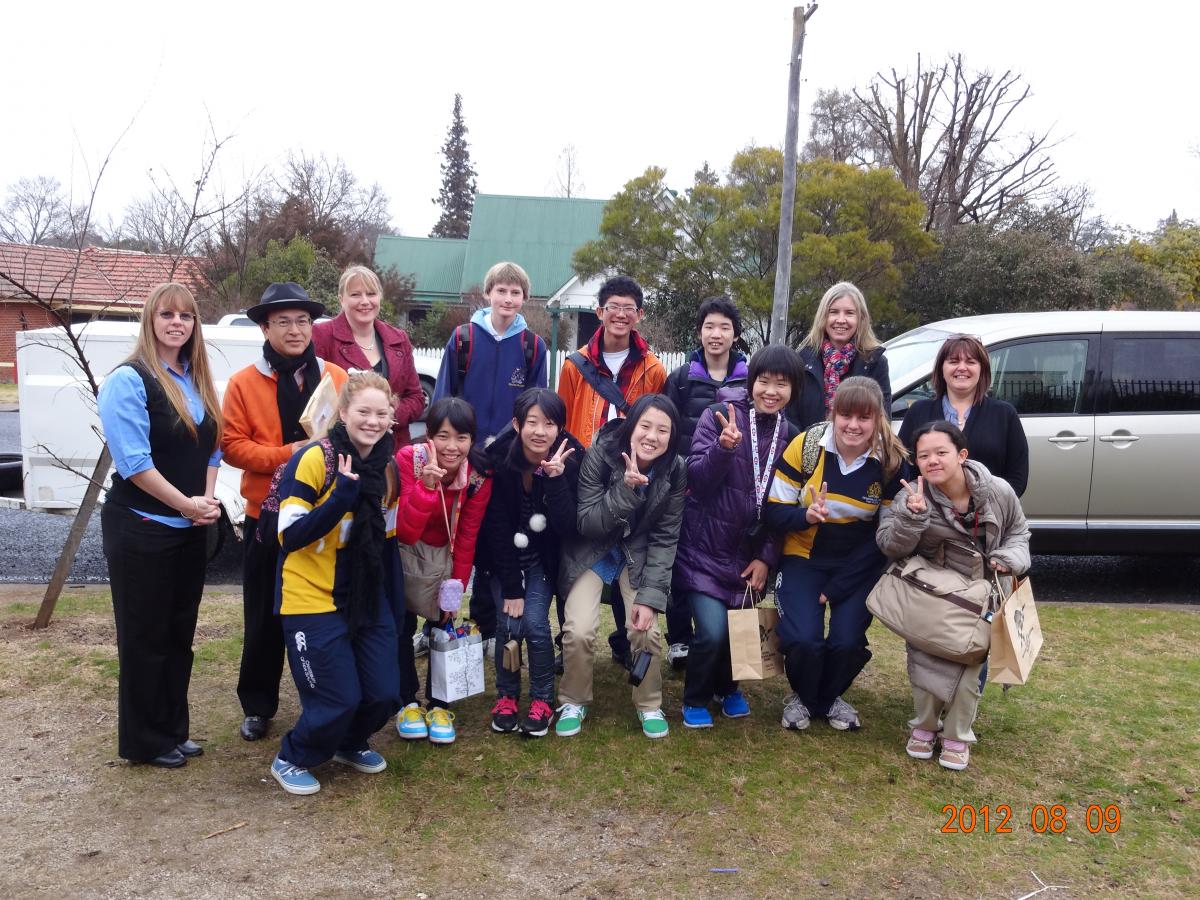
[989, 577, 1042, 685]
[429, 633, 485, 702]
[728, 602, 785, 681]
[299, 371, 339, 438]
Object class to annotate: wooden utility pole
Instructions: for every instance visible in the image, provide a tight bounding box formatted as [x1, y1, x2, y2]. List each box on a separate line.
[770, 4, 818, 345]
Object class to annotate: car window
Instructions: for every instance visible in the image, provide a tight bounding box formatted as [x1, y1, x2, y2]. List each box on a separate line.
[990, 339, 1089, 414]
[1109, 336, 1200, 412]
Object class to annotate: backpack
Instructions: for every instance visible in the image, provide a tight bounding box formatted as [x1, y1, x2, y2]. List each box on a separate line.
[255, 438, 337, 546]
[799, 421, 830, 485]
[452, 323, 541, 395]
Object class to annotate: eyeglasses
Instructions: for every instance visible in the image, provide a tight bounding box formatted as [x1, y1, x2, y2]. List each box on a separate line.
[601, 304, 638, 316]
[268, 316, 313, 330]
[157, 311, 195, 323]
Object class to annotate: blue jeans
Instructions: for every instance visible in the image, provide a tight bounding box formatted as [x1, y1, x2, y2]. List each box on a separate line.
[280, 602, 400, 768]
[682, 592, 735, 708]
[493, 564, 555, 703]
[776, 556, 873, 718]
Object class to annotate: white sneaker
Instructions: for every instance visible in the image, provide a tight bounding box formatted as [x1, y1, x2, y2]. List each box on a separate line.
[666, 643, 689, 669]
[781, 693, 811, 731]
[826, 696, 861, 731]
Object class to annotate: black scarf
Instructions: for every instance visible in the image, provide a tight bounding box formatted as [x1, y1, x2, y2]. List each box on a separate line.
[263, 341, 321, 444]
[327, 420, 394, 633]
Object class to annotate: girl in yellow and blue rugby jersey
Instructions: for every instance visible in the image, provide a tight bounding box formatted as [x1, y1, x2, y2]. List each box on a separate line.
[269, 372, 402, 796]
[763, 376, 906, 734]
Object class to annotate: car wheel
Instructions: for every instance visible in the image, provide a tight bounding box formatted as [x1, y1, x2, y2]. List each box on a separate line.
[0, 453, 21, 492]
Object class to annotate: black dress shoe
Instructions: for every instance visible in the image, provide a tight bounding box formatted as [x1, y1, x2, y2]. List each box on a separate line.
[177, 739, 204, 758]
[147, 748, 187, 768]
[240, 715, 269, 741]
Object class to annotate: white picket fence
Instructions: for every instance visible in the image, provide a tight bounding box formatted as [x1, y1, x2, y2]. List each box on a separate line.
[412, 346, 688, 383]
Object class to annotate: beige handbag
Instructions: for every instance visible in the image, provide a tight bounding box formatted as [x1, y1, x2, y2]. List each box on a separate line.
[399, 449, 460, 621]
[866, 555, 997, 664]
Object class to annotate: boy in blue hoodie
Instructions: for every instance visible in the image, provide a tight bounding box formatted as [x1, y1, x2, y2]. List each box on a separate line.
[432, 261, 549, 646]
[432, 261, 548, 442]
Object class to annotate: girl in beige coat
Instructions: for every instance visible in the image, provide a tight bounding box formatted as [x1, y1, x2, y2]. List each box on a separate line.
[876, 421, 1030, 770]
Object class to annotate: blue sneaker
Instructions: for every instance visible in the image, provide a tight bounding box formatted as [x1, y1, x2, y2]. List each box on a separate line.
[332, 748, 387, 774]
[681, 705, 713, 729]
[721, 690, 751, 719]
[271, 756, 320, 795]
[396, 703, 428, 740]
[426, 708, 456, 744]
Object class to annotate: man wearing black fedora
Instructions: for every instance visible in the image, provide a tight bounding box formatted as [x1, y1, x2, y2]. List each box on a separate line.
[221, 283, 348, 741]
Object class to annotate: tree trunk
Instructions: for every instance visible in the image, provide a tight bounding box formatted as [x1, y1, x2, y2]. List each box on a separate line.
[32, 444, 111, 629]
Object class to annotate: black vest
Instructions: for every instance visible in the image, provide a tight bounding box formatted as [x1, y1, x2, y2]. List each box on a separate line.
[106, 362, 217, 516]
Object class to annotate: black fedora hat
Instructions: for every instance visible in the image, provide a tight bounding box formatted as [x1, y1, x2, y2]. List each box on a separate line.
[245, 282, 326, 324]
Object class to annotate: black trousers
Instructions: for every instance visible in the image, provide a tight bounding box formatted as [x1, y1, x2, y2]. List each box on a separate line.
[102, 504, 207, 762]
[237, 515, 285, 718]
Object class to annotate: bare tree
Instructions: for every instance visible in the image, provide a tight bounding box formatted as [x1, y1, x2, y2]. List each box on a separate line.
[277, 151, 392, 248]
[114, 121, 246, 271]
[855, 54, 1058, 231]
[0, 176, 73, 244]
[0, 122, 232, 628]
[802, 89, 886, 167]
[551, 144, 587, 198]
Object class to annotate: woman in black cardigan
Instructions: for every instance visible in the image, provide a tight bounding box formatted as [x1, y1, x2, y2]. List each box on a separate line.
[789, 281, 891, 431]
[898, 334, 1029, 496]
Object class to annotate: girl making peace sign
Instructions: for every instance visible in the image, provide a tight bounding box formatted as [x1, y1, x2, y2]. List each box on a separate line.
[673, 345, 801, 728]
[556, 394, 688, 740]
[477, 389, 586, 737]
[393, 398, 492, 745]
[764, 376, 906, 734]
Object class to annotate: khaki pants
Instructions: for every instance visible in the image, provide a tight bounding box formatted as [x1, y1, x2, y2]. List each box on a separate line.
[558, 568, 663, 712]
[909, 661, 984, 744]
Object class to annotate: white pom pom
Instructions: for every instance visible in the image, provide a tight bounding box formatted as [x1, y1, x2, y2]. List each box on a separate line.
[513, 532, 530, 549]
[529, 513, 547, 533]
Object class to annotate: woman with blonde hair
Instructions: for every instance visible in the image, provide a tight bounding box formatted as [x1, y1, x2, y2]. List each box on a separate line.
[764, 376, 905, 733]
[790, 281, 891, 430]
[98, 283, 223, 768]
[313, 265, 426, 445]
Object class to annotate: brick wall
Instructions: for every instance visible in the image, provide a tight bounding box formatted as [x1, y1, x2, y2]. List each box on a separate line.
[0, 302, 60, 383]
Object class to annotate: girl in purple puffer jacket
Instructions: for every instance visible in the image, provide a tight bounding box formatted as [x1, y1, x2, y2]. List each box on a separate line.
[673, 345, 803, 728]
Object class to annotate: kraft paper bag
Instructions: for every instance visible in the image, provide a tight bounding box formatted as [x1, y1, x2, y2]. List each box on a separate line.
[728, 593, 785, 681]
[429, 633, 485, 703]
[299, 371, 339, 438]
[989, 577, 1042, 685]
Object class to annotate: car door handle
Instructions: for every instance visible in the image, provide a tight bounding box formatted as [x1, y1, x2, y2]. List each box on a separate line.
[1047, 435, 1090, 444]
[1099, 434, 1140, 443]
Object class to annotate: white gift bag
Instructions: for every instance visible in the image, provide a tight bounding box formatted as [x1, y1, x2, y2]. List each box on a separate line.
[429, 633, 485, 703]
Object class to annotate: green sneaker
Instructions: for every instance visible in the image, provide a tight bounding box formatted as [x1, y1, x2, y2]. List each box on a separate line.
[555, 703, 587, 737]
[638, 708, 670, 739]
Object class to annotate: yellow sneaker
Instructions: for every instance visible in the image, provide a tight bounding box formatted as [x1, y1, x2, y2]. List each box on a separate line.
[426, 707, 456, 744]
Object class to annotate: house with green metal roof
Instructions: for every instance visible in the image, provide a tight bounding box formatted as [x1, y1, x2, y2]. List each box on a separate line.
[374, 193, 605, 305]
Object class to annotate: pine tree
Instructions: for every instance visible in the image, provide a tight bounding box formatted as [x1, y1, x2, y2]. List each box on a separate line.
[430, 94, 478, 239]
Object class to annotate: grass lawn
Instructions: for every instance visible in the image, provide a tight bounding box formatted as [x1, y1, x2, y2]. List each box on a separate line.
[1, 589, 1196, 898]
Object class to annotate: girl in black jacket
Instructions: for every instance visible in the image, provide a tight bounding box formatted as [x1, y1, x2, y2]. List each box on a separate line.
[478, 389, 585, 737]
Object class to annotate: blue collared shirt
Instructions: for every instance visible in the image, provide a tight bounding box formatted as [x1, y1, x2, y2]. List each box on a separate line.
[941, 394, 970, 428]
[98, 360, 222, 528]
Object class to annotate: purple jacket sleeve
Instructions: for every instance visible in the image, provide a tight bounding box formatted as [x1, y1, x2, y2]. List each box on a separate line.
[686, 408, 736, 501]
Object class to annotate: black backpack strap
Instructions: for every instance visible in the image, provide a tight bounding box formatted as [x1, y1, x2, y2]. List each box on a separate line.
[452, 323, 473, 395]
[568, 351, 629, 415]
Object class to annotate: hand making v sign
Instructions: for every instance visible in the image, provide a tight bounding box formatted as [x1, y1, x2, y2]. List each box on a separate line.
[714, 403, 742, 450]
[540, 441, 575, 478]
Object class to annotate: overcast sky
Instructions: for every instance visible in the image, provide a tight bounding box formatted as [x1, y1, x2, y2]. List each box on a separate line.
[4, 0, 1197, 239]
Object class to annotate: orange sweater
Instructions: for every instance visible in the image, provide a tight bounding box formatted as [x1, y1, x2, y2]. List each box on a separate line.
[557, 335, 666, 449]
[220, 357, 348, 518]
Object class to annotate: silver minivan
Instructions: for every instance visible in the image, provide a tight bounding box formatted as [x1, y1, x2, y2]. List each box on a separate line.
[886, 311, 1200, 554]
